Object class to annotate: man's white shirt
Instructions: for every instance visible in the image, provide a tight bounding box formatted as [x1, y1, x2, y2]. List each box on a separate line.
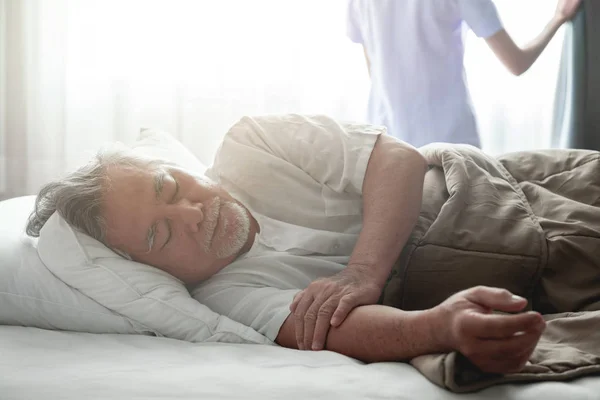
[191, 114, 384, 341]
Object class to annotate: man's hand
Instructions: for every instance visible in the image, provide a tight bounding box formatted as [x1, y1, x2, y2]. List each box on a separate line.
[289, 267, 382, 351]
[555, 0, 582, 24]
[434, 286, 546, 374]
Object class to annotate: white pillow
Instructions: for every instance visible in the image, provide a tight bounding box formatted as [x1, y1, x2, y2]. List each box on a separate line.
[132, 128, 207, 174]
[34, 128, 271, 344]
[37, 213, 270, 343]
[0, 196, 149, 334]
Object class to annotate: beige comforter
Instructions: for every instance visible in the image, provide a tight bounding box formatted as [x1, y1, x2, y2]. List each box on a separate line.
[382, 144, 600, 392]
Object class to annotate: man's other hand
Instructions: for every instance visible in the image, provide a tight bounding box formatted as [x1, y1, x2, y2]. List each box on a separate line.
[434, 286, 546, 374]
[289, 268, 382, 351]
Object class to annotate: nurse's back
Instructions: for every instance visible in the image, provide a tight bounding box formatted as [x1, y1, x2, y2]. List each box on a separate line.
[347, 0, 582, 148]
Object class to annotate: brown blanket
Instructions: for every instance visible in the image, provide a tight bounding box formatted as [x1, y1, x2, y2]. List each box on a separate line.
[381, 144, 600, 392]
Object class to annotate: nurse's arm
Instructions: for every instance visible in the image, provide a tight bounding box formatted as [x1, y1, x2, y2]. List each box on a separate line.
[484, 0, 581, 76]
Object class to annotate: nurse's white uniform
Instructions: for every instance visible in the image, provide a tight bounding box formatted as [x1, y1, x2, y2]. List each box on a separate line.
[347, 0, 503, 147]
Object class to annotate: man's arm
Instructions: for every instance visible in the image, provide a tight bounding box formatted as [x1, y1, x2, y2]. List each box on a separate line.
[279, 304, 443, 362]
[280, 286, 546, 374]
[290, 135, 427, 351]
[485, 0, 581, 76]
[348, 135, 426, 288]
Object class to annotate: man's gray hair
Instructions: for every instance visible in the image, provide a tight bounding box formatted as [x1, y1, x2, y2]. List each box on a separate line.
[26, 145, 164, 256]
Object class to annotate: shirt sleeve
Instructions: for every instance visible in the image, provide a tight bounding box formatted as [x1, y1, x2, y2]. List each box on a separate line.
[211, 114, 383, 196]
[458, 0, 503, 38]
[192, 281, 299, 342]
[346, 0, 364, 44]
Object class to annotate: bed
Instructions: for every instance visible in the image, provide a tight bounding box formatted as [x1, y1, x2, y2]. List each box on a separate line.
[2, 130, 600, 400]
[2, 325, 600, 400]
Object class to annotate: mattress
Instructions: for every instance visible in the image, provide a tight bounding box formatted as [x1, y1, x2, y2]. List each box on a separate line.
[2, 326, 599, 399]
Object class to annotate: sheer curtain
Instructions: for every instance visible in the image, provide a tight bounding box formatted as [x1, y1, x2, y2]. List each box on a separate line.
[1, 0, 563, 199]
[465, 0, 565, 154]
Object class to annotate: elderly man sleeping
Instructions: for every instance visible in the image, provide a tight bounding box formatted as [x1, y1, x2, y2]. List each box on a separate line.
[27, 114, 600, 392]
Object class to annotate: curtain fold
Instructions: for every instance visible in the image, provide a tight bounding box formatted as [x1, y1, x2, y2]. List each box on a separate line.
[1, 0, 29, 199]
[1, 0, 68, 199]
[551, 8, 586, 149]
[551, 0, 600, 151]
[1, 0, 565, 199]
[584, 0, 600, 149]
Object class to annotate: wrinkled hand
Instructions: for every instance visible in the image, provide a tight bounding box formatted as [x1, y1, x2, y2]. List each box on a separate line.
[290, 268, 382, 351]
[555, 0, 582, 23]
[436, 286, 546, 374]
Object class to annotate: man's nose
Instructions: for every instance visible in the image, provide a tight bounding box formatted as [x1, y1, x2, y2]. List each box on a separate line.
[175, 201, 204, 233]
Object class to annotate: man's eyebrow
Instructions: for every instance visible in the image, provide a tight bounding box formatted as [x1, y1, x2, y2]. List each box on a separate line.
[153, 170, 166, 200]
[146, 222, 157, 253]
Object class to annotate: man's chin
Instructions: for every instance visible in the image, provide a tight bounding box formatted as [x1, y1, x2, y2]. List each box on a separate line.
[213, 204, 250, 259]
[214, 239, 246, 260]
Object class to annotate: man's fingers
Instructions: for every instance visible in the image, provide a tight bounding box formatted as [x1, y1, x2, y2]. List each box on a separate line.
[289, 290, 304, 313]
[462, 330, 537, 358]
[491, 338, 538, 369]
[476, 352, 531, 374]
[311, 299, 338, 350]
[465, 286, 528, 313]
[489, 329, 542, 358]
[293, 293, 314, 350]
[467, 330, 542, 374]
[303, 297, 327, 351]
[464, 311, 545, 339]
[330, 295, 357, 327]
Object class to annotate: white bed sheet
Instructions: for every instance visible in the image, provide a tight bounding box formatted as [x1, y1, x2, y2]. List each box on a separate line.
[1, 326, 599, 400]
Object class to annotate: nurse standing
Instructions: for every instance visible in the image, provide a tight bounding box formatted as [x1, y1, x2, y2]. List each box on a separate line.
[346, 0, 582, 148]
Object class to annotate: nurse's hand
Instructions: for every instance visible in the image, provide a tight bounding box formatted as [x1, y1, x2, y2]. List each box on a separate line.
[555, 0, 582, 23]
[289, 268, 382, 351]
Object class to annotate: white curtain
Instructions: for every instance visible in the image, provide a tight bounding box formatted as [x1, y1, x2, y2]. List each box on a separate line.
[465, 0, 564, 153]
[0, 0, 564, 199]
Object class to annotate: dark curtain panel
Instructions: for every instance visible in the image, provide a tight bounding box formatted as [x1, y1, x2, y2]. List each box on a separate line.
[552, 1, 600, 150]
